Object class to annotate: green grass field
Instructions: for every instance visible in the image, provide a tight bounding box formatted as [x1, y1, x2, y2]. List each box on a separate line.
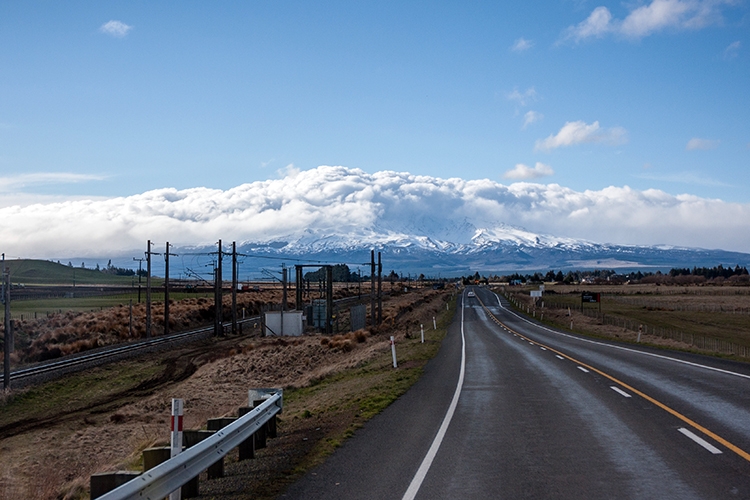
[2, 259, 138, 285]
[4, 291, 214, 320]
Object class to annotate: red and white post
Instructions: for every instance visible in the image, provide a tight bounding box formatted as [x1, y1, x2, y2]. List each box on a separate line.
[169, 398, 184, 500]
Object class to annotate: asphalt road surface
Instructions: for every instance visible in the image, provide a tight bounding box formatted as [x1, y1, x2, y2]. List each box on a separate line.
[281, 287, 750, 499]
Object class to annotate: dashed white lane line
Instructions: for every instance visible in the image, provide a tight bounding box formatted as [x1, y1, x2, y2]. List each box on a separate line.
[577, 366, 590, 373]
[555, 355, 564, 360]
[540, 347, 547, 351]
[679, 428, 723, 454]
[610, 386, 632, 398]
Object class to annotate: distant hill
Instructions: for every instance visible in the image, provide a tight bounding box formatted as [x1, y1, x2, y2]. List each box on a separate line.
[1, 259, 136, 285]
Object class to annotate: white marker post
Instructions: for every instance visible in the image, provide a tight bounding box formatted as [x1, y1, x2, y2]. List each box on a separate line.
[432, 316, 436, 330]
[390, 336, 398, 368]
[420, 324, 424, 344]
[169, 398, 184, 500]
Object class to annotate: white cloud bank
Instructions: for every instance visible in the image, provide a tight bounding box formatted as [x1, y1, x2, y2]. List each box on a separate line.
[561, 0, 736, 43]
[1, 166, 749, 258]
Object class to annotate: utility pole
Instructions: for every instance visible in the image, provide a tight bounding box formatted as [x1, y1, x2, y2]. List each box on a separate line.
[370, 250, 376, 327]
[281, 265, 288, 336]
[133, 257, 144, 303]
[231, 242, 237, 335]
[326, 265, 333, 335]
[164, 242, 177, 337]
[145, 240, 158, 338]
[2, 255, 10, 390]
[377, 251, 383, 325]
[214, 239, 223, 336]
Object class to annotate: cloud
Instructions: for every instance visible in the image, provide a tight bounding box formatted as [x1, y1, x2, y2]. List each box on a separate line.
[636, 171, 730, 187]
[506, 87, 537, 107]
[535, 121, 628, 150]
[99, 20, 133, 38]
[503, 162, 554, 180]
[1, 166, 750, 258]
[561, 0, 736, 43]
[686, 137, 720, 150]
[277, 163, 300, 178]
[511, 38, 534, 52]
[724, 40, 741, 59]
[562, 6, 614, 42]
[522, 111, 543, 129]
[0, 172, 106, 192]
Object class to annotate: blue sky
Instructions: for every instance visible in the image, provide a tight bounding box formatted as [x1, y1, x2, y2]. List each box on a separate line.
[0, 2, 748, 210]
[0, 0, 750, 202]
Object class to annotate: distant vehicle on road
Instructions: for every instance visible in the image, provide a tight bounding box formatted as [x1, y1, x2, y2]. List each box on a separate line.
[467, 291, 475, 297]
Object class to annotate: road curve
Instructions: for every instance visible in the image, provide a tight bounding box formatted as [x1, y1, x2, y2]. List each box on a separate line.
[280, 287, 750, 499]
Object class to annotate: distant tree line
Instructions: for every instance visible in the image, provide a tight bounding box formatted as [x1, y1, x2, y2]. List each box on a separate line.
[668, 265, 748, 279]
[460, 265, 750, 286]
[304, 264, 361, 282]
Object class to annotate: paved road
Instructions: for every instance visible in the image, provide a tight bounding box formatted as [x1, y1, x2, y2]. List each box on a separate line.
[281, 287, 750, 499]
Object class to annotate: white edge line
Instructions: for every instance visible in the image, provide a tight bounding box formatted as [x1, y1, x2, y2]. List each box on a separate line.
[493, 293, 750, 380]
[402, 290, 467, 500]
[610, 386, 632, 398]
[678, 427, 723, 454]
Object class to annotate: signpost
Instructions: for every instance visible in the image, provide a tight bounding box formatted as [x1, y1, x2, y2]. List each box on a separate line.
[581, 292, 601, 312]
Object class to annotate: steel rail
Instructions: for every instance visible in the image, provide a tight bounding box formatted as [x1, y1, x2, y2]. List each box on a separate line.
[97, 392, 283, 500]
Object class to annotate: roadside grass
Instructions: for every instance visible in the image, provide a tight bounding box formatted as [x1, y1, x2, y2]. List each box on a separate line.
[0, 361, 163, 430]
[0, 290, 456, 499]
[278, 294, 456, 477]
[502, 285, 750, 354]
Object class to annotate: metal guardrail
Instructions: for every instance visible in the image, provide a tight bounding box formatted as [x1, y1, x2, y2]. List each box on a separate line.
[98, 391, 283, 500]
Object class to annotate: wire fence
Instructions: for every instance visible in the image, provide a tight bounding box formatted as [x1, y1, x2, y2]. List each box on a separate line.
[508, 294, 750, 358]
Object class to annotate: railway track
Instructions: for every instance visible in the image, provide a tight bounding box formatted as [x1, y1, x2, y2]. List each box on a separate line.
[3, 293, 379, 387]
[4, 316, 260, 387]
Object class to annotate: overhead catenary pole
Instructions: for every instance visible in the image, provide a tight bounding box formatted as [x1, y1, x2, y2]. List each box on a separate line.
[146, 240, 153, 338]
[231, 242, 238, 335]
[370, 250, 376, 327]
[3, 260, 11, 390]
[295, 265, 303, 310]
[164, 242, 177, 336]
[377, 251, 382, 325]
[133, 257, 144, 303]
[281, 264, 287, 336]
[215, 239, 223, 336]
[326, 265, 333, 335]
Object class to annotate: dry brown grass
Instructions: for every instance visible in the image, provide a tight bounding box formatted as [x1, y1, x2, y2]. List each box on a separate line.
[0, 286, 454, 500]
[10, 290, 301, 364]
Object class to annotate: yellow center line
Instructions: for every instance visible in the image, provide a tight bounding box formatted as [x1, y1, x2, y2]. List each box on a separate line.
[476, 295, 750, 463]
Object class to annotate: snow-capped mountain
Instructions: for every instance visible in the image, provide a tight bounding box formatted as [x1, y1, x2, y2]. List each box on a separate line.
[226, 222, 750, 276]
[9, 165, 749, 275]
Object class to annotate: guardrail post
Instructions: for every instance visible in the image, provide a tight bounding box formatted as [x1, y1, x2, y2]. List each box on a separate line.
[90, 471, 141, 499]
[182, 430, 215, 497]
[252, 400, 268, 448]
[205, 418, 238, 478]
[237, 407, 255, 460]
